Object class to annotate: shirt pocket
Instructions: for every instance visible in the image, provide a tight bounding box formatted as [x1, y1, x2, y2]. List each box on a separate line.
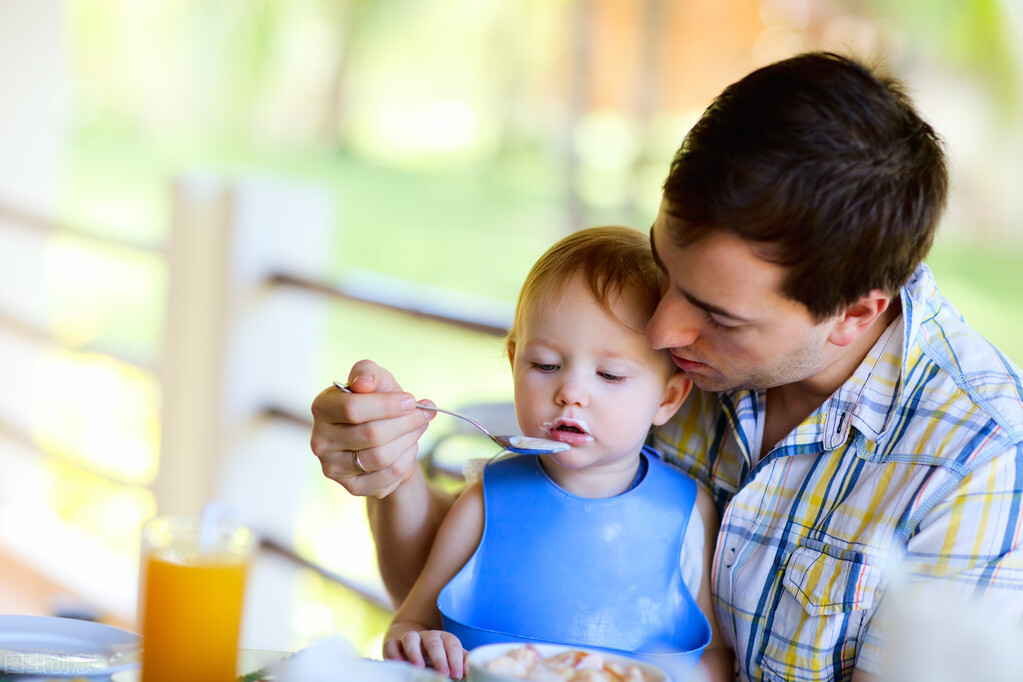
[760, 542, 883, 682]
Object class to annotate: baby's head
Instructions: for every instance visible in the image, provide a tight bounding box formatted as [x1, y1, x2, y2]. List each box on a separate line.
[507, 226, 663, 357]
[506, 226, 691, 459]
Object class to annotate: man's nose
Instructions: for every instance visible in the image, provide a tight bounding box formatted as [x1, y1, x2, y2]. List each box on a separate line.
[647, 297, 699, 350]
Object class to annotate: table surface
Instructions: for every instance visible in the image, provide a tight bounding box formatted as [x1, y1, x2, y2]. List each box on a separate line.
[0, 648, 291, 682]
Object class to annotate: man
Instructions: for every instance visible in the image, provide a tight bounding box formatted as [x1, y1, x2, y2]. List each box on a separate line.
[310, 52, 1023, 681]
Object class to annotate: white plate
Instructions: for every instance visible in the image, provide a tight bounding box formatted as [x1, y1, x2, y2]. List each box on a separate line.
[0, 615, 140, 677]
[110, 647, 447, 682]
[467, 643, 669, 682]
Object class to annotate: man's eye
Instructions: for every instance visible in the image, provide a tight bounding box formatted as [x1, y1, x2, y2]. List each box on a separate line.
[598, 371, 625, 382]
[704, 310, 735, 331]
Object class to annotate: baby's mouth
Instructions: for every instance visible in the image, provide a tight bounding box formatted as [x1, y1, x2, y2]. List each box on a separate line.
[541, 417, 594, 445]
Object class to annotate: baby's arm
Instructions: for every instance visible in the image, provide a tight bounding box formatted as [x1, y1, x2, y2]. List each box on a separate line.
[383, 481, 485, 679]
[692, 484, 734, 682]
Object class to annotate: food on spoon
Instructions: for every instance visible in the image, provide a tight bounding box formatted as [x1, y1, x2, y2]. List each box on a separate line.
[482, 645, 649, 681]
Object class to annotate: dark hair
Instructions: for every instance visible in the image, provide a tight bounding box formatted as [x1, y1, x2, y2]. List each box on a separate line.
[662, 52, 948, 320]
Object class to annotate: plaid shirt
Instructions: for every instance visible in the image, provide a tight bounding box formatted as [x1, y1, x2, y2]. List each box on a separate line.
[651, 264, 1023, 682]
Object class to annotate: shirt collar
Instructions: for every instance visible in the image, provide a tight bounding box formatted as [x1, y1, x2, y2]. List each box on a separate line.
[804, 265, 936, 453]
[826, 315, 904, 450]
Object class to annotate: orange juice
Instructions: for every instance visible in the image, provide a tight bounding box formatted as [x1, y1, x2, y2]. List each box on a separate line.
[139, 516, 254, 682]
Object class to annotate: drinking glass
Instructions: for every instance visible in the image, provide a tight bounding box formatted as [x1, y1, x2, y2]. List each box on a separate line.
[138, 515, 255, 682]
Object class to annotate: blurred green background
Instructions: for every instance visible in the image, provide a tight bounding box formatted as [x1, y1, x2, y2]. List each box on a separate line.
[1, 0, 1021, 657]
[62, 0, 1023, 365]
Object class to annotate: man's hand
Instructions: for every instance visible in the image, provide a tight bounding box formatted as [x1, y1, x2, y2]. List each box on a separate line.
[310, 360, 453, 603]
[310, 360, 435, 499]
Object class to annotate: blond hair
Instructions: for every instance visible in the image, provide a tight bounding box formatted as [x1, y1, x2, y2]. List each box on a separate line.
[506, 225, 661, 355]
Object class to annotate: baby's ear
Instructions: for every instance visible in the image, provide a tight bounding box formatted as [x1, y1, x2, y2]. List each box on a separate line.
[506, 341, 516, 368]
[653, 372, 692, 426]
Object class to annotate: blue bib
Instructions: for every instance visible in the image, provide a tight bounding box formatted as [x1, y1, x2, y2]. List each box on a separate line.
[438, 448, 711, 681]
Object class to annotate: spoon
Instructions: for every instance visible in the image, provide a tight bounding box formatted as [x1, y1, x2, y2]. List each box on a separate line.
[333, 382, 569, 455]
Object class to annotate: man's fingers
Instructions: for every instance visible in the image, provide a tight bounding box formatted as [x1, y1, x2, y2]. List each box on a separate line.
[313, 385, 419, 427]
[346, 359, 401, 394]
[356, 408, 432, 450]
[343, 441, 423, 499]
[310, 397, 430, 466]
[351, 416, 430, 471]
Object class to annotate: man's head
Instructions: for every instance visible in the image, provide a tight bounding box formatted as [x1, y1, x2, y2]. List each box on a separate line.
[648, 53, 947, 393]
[661, 51, 948, 321]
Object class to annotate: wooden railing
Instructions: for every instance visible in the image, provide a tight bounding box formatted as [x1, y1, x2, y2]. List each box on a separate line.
[0, 178, 513, 632]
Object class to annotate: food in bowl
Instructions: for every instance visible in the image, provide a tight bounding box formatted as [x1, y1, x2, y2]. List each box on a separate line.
[479, 644, 650, 681]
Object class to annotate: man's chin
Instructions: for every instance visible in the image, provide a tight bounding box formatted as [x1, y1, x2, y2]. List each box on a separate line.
[686, 372, 747, 394]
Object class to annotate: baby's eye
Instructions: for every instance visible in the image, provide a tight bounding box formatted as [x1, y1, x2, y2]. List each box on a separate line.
[598, 371, 626, 382]
[531, 362, 558, 372]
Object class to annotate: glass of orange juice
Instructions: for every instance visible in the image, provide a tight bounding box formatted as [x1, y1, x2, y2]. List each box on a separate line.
[138, 515, 255, 682]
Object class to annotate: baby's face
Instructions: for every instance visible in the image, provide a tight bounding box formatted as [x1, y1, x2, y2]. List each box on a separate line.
[510, 274, 686, 473]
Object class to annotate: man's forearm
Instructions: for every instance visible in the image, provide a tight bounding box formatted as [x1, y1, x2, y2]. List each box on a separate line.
[367, 465, 457, 606]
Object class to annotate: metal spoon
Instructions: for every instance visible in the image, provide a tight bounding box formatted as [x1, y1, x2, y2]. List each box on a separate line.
[333, 382, 569, 455]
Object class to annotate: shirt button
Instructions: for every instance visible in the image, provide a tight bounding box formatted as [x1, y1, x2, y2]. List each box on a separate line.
[723, 546, 736, 568]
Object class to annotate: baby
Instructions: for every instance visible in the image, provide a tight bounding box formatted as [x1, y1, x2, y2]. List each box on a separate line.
[382, 226, 729, 681]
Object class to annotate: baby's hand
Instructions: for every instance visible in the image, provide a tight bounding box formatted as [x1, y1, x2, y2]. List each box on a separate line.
[383, 629, 468, 679]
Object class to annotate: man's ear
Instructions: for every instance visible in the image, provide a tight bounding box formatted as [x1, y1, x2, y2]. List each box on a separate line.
[652, 372, 693, 426]
[829, 290, 891, 347]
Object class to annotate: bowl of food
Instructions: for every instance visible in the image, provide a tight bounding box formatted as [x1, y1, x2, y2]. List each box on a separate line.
[467, 643, 669, 682]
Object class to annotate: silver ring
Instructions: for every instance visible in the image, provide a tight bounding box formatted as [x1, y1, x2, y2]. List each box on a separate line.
[352, 450, 370, 475]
